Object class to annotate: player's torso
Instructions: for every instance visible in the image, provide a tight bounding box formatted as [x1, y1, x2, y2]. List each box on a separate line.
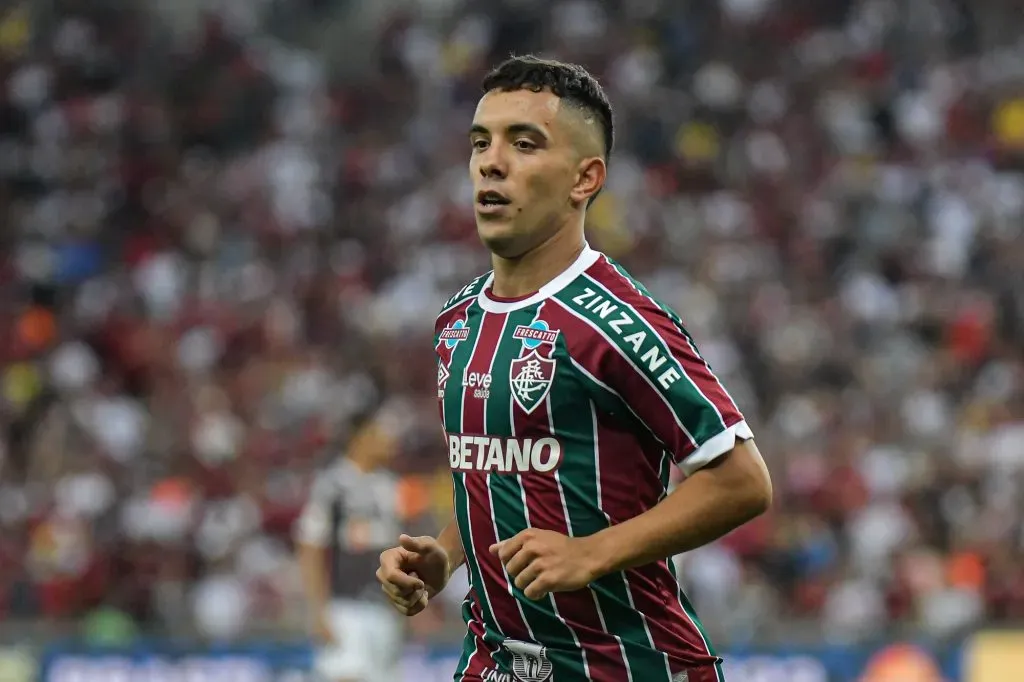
[438, 300, 572, 468]
[436, 294, 624, 529]
[434, 279, 669, 539]
[436, 296, 615, 650]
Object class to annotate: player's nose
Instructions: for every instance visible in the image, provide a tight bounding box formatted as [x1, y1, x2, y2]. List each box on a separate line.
[477, 145, 508, 179]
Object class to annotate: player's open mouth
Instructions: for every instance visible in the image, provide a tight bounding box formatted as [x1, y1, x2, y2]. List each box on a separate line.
[476, 190, 511, 208]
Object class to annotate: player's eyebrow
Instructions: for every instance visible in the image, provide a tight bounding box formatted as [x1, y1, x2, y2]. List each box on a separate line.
[469, 123, 549, 140]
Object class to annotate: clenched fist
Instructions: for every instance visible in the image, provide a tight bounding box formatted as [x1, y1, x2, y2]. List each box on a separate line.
[377, 534, 451, 616]
[490, 529, 603, 600]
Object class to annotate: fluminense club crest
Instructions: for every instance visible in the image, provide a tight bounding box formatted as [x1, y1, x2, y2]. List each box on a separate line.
[509, 351, 556, 415]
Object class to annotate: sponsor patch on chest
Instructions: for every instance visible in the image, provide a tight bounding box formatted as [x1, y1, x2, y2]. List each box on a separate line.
[462, 370, 492, 399]
[439, 319, 470, 349]
[447, 434, 562, 474]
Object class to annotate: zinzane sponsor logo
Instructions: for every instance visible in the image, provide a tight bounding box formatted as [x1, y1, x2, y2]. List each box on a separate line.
[570, 286, 684, 390]
[447, 434, 562, 474]
[443, 274, 488, 310]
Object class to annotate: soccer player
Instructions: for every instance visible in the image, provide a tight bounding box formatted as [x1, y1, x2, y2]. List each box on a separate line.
[377, 56, 772, 682]
[297, 418, 405, 681]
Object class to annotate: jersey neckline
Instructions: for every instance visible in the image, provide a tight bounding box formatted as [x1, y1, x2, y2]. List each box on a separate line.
[484, 287, 534, 303]
[477, 243, 601, 313]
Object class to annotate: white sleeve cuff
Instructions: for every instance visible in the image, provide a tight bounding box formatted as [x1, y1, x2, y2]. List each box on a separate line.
[678, 420, 755, 476]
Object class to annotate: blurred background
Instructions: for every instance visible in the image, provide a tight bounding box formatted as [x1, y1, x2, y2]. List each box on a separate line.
[0, 0, 1023, 680]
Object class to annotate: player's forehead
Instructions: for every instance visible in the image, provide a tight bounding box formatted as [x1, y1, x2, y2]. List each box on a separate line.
[472, 88, 562, 135]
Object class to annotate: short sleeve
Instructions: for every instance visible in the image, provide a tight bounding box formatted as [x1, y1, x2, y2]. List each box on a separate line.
[599, 301, 752, 474]
[556, 274, 753, 476]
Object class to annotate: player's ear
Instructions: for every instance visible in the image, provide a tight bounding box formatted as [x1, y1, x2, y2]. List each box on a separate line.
[570, 156, 606, 207]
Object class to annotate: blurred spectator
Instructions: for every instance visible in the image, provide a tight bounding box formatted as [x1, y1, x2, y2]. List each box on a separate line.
[0, 0, 1022, 648]
[295, 411, 411, 680]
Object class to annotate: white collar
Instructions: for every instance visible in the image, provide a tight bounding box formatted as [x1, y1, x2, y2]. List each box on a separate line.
[477, 243, 601, 313]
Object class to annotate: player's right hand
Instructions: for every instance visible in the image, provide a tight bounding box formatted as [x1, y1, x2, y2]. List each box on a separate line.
[377, 534, 450, 617]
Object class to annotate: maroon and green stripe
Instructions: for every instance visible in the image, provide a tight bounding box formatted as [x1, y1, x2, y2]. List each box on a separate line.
[442, 302, 519, 676]
[585, 259, 742, 436]
[548, 282, 722, 673]
[483, 304, 592, 678]
[510, 306, 633, 682]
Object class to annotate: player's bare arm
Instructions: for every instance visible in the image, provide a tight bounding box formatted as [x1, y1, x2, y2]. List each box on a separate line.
[295, 487, 336, 642]
[377, 517, 466, 616]
[492, 440, 771, 600]
[592, 438, 771, 571]
[297, 539, 334, 641]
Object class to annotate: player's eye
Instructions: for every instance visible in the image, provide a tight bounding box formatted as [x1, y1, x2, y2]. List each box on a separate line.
[471, 139, 489, 151]
[513, 139, 536, 151]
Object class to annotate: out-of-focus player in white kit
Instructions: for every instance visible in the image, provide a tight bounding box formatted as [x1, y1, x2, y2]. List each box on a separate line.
[295, 418, 405, 682]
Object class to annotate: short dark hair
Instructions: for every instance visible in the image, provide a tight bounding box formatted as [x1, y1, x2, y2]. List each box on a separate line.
[481, 55, 614, 163]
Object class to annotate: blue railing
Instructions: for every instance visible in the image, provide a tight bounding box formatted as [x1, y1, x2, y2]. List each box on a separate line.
[13, 632, 1007, 681]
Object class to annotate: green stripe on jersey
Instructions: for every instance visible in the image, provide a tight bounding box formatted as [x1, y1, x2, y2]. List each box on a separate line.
[665, 559, 725, 681]
[441, 303, 506, 655]
[485, 305, 590, 679]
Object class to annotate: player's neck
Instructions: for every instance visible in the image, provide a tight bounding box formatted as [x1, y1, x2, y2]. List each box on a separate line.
[490, 223, 586, 299]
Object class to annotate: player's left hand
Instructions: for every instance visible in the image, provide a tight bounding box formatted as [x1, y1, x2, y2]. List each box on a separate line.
[489, 529, 602, 600]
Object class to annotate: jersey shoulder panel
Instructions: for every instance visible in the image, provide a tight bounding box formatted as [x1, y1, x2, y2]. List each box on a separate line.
[551, 255, 691, 350]
[435, 271, 491, 340]
[438, 272, 490, 317]
[546, 257, 642, 348]
[600, 256, 696, 334]
[546, 253, 699, 399]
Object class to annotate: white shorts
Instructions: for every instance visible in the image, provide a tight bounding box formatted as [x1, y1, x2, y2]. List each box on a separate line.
[316, 599, 403, 682]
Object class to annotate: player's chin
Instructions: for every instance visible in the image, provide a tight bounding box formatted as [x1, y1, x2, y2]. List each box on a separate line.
[477, 222, 526, 258]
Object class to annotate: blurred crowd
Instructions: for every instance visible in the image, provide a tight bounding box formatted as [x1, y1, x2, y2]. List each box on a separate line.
[1, 0, 1023, 648]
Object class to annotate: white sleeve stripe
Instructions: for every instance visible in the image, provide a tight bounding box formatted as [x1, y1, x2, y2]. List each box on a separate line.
[677, 420, 755, 476]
